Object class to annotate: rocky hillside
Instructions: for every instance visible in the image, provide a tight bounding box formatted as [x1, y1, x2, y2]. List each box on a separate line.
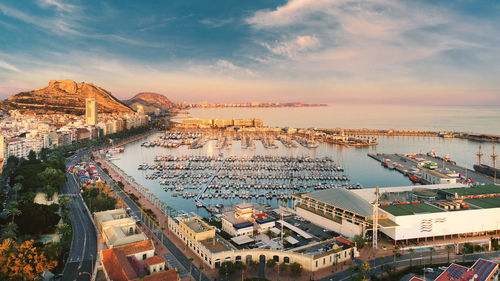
[123, 92, 176, 113]
[2, 80, 133, 115]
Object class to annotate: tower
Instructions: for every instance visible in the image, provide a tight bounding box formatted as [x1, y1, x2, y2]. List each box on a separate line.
[372, 185, 379, 249]
[85, 98, 97, 126]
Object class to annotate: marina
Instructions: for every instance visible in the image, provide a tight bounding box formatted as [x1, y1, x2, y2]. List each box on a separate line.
[110, 127, 498, 217]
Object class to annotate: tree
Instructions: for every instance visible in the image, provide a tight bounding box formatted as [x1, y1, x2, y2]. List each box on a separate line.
[0, 239, 58, 280]
[392, 250, 398, 269]
[7, 201, 21, 223]
[445, 245, 452, 263]
[28, 150, 37, 161]
[12, 183, 22, 201]
[409, 248, 415, 266]
[219, 261, 236, 280]
[349, 266, 356, 280]
[39, 167, 67, 198]
[354, 235, 366, 249]
[290, 262, 302, 277]
[429, 247, 435, 264]
[249, 260, 259, 271]
[189, 257, 194, 277]
[198, 265, 204, 281]
[1, 222, 18, 240]
[266, 259, 277, 271]
[56, 223, 72, 249]
[279, 262, 288, 274]
[361, 261, 370, 280]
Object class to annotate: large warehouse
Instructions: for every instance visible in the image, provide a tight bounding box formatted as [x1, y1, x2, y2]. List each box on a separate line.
[293, 184, 500, 246]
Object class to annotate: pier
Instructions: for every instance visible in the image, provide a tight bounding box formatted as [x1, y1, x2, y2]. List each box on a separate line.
[368, 153, 496, 185]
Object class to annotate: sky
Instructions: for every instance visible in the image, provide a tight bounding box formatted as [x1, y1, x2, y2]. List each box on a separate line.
[0, 0, 499, 105]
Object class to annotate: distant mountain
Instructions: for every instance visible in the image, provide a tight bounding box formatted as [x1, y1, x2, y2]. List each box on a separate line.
[123, 92, 176, 113]
[1, 80, 133, 115]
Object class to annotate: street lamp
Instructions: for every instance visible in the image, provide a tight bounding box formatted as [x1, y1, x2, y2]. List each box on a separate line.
[78, 271, 92, 281]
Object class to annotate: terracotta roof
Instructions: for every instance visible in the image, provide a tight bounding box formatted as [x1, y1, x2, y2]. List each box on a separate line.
[140, 269, 178, 281]
[409, 277, 424, 281]
[101, 248, 137, 281]
[145, 255, 165, 266]
[114, 240, 154, 256]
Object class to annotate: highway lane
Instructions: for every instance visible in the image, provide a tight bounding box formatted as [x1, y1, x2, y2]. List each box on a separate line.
[89, 156, 212, 281]
[61, 157, 97, 281]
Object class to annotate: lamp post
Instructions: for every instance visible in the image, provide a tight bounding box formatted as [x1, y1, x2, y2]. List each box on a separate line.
[78, 272, 92, 281]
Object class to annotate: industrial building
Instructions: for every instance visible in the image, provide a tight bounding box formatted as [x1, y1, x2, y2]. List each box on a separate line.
[293, 184, 500, 247]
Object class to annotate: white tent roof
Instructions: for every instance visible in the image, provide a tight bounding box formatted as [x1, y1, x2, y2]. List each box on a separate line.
[231, 236, 254, 245]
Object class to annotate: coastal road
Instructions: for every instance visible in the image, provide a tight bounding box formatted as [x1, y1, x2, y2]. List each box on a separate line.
[318, 250, 500, 281]
[88, 156, 212, 281]
[61, 156, 98, 281]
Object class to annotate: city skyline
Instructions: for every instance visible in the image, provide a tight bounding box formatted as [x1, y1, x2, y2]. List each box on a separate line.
[1, 0, 500, 105]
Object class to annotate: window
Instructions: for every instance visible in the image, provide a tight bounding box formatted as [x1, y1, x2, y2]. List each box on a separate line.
[153, 268, 156, 272]
[273, 255, 279, 262]
[316, 261, 318, 268]
[284, 257, 290, 264]
[159, 266, 162, 271]
[142, 254, 147, 260]
[323, 258, 325, 265]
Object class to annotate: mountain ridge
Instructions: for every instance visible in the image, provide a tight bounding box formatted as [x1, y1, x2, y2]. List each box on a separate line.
[1, 80, 134, 115]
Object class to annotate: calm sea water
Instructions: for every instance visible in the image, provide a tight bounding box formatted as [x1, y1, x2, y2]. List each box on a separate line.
[184, 104, 500, 135]
[112, 134, 497, 217]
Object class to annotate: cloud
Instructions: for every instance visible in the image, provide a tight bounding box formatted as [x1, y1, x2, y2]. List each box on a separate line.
[37, 0, 76, 13]
[263, 35, 319, 58]
[199, 18, 234, 28]
[0, 60, 20, 72]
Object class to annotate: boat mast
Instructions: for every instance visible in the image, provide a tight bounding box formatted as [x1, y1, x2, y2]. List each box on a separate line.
[476, 145, 483, 165]
[373, 185, 379, 250]
[491, 142, 497, 183]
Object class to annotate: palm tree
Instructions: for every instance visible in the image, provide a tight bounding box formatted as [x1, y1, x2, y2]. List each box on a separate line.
[349, 266, 356, 280]
[409, 248, 415, 266]
[7, 201, 21, 223]
[445, 245, 452, 263]
[12, 183, 22, 201]
[198, 265, 204, 281]
[189, 257, 194, 278]
[335, 253, 341, 269]
[1, 222, 18, 239]
[429, 247, 435, 264]
[392, 250, 398, 269]
[361, 261, 370, 280]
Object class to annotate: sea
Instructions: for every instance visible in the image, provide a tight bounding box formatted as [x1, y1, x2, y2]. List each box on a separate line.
[111, 104, 499, 217]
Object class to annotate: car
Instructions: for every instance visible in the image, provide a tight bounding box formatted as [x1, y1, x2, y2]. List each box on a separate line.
[73, 194, 77, 199]
[294, 223, 300, 227]
[438, 266, 448, 271]
[423, 268, 434, 273]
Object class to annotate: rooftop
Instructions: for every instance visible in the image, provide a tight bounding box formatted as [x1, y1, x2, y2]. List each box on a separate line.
[465, 197, 500, 209]
[303, 188, 374, 217]
[441, 185, 500, 197]
[145, 256, 165, 266]
[435, 259, 498, 281]
[113, 240, 154, 257]
[380, 203, 444, 216]
[200, 237, 233, 253]
[183, 217, 213, 233]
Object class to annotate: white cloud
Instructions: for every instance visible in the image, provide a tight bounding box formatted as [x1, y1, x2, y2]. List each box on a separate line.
[0, 60, 20, 72]
[263, 35, 319, 58]
[37, 0, 76, 13]
[199, 18, 234, 28]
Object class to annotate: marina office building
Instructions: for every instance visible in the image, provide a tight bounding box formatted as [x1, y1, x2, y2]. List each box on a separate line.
[293, 184, 500, 246]
[168, 213, 356, 272]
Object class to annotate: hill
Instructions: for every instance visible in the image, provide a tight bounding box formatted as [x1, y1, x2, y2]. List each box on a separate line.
[123, 92, 176, 113]
[1, 80, 134, 115]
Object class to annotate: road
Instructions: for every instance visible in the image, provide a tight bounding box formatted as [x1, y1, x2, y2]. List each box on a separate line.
[318, 250, 500, 281]
[89, 156, 212, 281]
[61, 155, 98, 281]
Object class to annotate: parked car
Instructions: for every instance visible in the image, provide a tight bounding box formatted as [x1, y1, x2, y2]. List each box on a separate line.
[423, 268, 434, 273]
